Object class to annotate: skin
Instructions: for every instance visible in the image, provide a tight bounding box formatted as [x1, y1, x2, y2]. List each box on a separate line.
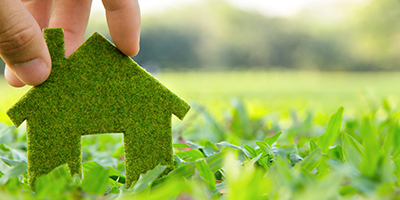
[0, 0, 141, 87]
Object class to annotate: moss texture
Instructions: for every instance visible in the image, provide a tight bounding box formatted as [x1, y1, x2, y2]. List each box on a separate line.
[6, 28, 190, 189]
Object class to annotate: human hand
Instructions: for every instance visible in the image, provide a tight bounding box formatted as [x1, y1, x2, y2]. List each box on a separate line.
[0, 0, 141, 87]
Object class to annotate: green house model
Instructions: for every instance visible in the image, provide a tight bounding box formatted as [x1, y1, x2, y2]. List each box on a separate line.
[6, 28, 190, 188]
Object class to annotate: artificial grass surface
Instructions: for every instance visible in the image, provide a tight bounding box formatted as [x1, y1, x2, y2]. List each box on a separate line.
[6, 28, 190, 189]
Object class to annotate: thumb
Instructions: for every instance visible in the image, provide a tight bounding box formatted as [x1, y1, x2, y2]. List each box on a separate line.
[0, 0, 51, 86]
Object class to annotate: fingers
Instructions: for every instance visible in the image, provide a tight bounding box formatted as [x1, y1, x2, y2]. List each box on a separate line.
[0, 0, 51, 86]
[49, 0, 92, 56]
[2, 0, 53, 87]
[22, 0, 53, 29]
[102, 0, 141, 56]
[4, 65, 25, 87]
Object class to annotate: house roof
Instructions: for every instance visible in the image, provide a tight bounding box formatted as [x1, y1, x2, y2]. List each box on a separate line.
[7, 28, 190, 129]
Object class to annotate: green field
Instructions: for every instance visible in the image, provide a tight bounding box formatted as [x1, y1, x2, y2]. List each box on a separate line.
[2, 71, 400, 199]
[3, 71, 400, 122]
[161, 71, 400, 114]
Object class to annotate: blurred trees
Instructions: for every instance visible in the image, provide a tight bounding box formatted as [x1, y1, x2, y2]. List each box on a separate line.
[1, 0, 400, 73]
[344, 0, 400, 70]
[132, 0, 400, 71]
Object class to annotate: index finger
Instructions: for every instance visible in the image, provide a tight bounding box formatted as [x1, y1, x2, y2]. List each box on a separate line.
[102, 0, 140, 57]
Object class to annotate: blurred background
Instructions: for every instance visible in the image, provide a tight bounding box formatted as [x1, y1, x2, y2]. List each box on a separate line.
[2, 0, 399, 72]
[1, 0, 400, 122]
[90, 0, 399, 72]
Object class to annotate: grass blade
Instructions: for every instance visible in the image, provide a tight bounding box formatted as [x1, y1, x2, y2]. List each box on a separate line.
[310, 139, 320, 152]
[176, 149, 205, 162]
[35, 164, 71, 198]
[131, 165, 167, 193]
[166, 152, 225, 179]
[256, 141, 274, 158]
[231, 98, 252, 138]
[360, 116, 380, 178]
[81, 162, 109, 195]
[0, 162, 27, 185]
[342, 133, 363, 170]
[318, 107, 344, 153]
[0, 156, 24, 167]
[195, 160, 216, 190]
[264, 132, 282, 146]
[243, 145, 257, 158]
[299, 148, 322, 172]
[216, 141, 242, 150]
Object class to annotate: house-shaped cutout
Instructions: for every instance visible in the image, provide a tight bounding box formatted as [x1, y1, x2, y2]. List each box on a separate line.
[6, 28, 190, 188]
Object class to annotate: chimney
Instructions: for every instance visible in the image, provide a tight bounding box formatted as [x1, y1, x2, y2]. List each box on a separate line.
[43, 28, 65, 63]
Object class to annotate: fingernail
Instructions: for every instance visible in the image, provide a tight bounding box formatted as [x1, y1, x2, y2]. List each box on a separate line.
[4, 65, 26, 87]
[13, 58, 50, 86]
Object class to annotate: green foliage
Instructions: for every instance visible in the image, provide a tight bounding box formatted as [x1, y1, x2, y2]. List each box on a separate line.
[126, 165, 166, 194]
[3, 95, 400, 199]
[4, 69, 400, 198]
[195, 160, 215, 191]
[318, 107, 343, 153]
[81, 162, 109, 194]
[35, 164, 72, 198]
[360, 117, 380, 179]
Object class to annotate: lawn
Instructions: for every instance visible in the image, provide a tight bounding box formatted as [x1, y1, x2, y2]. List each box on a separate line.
[161, 71, 400, 114]
[1, 71, 400, 199]
[3, 71, 400, 122]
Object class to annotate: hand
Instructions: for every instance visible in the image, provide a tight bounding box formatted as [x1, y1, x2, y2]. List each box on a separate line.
[0, 0, 141, 87]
